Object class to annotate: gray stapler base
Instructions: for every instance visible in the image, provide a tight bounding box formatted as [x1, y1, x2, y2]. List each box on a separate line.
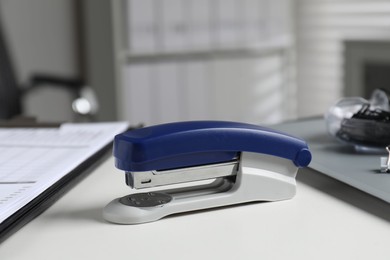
[103, 152, 298, 224]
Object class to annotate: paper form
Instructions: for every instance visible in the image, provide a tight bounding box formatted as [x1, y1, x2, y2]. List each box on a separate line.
[0, 122, 129, 224]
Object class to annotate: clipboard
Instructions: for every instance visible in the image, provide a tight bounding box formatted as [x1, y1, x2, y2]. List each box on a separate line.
[0, 120, 130, 243]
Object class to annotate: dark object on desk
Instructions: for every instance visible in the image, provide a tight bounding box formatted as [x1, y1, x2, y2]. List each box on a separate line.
[326, 88, 390, 152]
[337, 103, 390, 147]
[0, 116, 61, 128]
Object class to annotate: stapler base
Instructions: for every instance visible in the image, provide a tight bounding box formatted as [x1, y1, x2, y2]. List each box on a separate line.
[103, 152, 298, 224]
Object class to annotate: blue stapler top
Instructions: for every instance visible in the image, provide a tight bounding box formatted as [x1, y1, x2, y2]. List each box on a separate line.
[114, 121, 311, 172]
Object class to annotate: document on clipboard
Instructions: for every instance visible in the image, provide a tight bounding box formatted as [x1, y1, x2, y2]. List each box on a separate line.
[0, 121, 129, 240]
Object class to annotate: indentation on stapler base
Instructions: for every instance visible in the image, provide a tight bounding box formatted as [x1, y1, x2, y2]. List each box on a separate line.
[119, 192, 172, 207]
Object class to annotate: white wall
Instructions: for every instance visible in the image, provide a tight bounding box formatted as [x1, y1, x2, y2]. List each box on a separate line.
[122, 52, 294, 126]
[295, 0, 390, 118]
[120, 0, 297, 126]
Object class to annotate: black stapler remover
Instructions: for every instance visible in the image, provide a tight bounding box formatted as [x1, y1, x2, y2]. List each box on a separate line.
[103, 121, 312, 224]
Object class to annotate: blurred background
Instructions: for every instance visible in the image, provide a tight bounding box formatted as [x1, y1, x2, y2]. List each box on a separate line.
[1, 0, 390, 126]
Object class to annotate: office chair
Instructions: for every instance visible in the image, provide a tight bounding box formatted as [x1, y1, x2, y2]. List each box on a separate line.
[0, 13, 98, 121]
[0, 14, 20, 119]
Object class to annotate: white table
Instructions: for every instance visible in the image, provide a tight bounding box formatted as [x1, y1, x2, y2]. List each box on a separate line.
[0, 155, 389, 260]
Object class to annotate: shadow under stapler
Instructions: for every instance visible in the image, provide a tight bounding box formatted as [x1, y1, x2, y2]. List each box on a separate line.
[43, 207, 106, 224]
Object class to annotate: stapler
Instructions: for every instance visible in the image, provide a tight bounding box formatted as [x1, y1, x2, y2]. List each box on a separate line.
[103, 121, 311, 224]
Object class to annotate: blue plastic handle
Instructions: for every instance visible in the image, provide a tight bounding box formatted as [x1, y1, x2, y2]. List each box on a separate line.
[114, 121, 311, 172]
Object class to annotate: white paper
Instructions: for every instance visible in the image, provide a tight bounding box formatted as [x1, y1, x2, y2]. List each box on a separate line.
[0, 122, 129, 224]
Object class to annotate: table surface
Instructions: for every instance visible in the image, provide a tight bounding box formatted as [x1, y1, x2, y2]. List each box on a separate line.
[274, 118, 390, 203]
[0, 127, 390, 260]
